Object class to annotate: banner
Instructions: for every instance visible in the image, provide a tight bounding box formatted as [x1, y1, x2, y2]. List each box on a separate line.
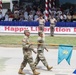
[0, 26, 76, 34]
[58, 45, 73, 65]
[73, 69, 76, 74]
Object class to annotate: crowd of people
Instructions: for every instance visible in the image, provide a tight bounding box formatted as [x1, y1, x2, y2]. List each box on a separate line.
[0, 3, 76, 22]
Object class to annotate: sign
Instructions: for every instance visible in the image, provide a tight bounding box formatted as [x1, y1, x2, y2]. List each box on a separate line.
[0, 26, 76, 34]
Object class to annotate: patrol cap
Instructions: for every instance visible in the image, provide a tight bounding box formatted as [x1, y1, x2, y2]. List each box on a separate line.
[24, 29, 30, 34]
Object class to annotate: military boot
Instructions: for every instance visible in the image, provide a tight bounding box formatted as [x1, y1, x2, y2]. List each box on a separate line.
[18, 68, 24, 74]
[47, 66, 53, 70]
[33, 70, 40, 75]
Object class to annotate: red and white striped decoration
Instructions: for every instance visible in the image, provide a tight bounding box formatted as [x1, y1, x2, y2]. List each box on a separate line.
[0, 0, 2, 12]
[49, 0, 56, 16]
[45, 0, 49, 20]
[52, 0, 55, 8]
[49, 0, 52, 15]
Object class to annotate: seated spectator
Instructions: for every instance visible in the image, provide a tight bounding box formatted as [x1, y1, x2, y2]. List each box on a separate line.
[26, 5, 31, 13]
[0, 12, 3, 21]
[19, 13, 25, 21]
[57, 8, 62, 16]
[36, 8, 42, 16]
[72, 13, 76, 22]
[60, 14, 64, 22]
[13, 10, 19, 21]
[4, 13, 9, 21]
[63, 14, 67, 22]
[55, 13, 60, 22]
[67, 13, 72, 22]
[34, 13, 39, 21]
[28, 12, 33, 21]
[31, 8, 36, 16]
[9, 12, 14, 21]
[24, 9, 29, 21]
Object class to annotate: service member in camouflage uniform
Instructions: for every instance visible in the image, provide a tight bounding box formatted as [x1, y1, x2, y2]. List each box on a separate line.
[34, 31, 53, 70]
[18, 30, 40, 75]
[49, 15, 57, 36]
[36, 14, 45, 32]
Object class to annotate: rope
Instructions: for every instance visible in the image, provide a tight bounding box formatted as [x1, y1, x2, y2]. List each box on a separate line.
[24, 42, 76, 47]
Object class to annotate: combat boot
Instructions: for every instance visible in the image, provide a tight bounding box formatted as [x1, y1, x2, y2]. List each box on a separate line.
[18, 68, 24, 74]
[33, 70, 40, 75]
[47, 66, 53, 70]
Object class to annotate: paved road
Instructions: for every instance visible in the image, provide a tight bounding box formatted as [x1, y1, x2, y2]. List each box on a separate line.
[0, 47, 76, 75]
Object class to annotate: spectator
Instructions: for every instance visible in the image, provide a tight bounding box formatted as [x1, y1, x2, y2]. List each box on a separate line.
[70, 6, 74, 16]
[19, 13, 25, 21]
[63, 14, 67, 22]
[13, 10, 19, 21]
[57, 8, 62, 16]
[1, 3, 76, 22]
[72, 13, 76, 22]
[4, 13, 9, 21]
[34, 13, 39, 21]
[0, 12, 3, 21]
[31, 8, 36, 16]
[60, 14, 64, 22]
[9, 12, 14, 21]
[26, 5, 31, 13]
[24, 9, 29, 21]
[67, 13, 72, 22]
[36, 8, 42, 16]
[55, 13, 60, 22]
[28, 12, 34, 21]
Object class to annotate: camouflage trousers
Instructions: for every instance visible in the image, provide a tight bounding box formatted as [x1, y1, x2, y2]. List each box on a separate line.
[39, 25, 44, 31]
[20, 49, 35, 71]
[50, 25, 55, 36]
[34, 52, 48, 67]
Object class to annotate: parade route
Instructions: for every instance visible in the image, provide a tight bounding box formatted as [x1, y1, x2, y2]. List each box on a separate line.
[0, 47, 76, 75]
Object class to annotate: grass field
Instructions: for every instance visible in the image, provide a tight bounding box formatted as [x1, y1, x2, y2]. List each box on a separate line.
[0, 35, 76, 47]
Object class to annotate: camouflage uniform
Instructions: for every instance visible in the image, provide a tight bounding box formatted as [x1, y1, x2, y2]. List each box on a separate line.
[34, 32, 53, 70]
[20, 35, 35, 71]
[34, 36, 48, 66]
[50, 16, 57, 36]
[18, 30, 40, 75]
[39, 16, 45, 31]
